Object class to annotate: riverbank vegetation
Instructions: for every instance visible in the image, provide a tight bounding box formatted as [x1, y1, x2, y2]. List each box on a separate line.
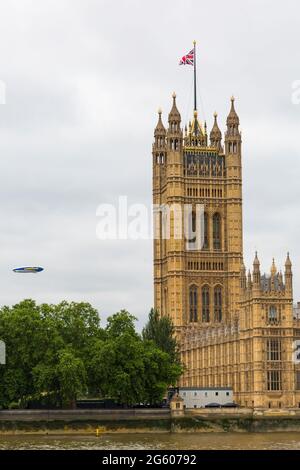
[0, 301, 182, 409]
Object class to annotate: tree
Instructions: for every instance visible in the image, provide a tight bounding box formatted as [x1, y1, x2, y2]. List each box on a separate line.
[142, 308, 180, 363]
[142, 340, 182, 405]
[56, 350, 87, 408]
[0, 301, 183, 409]
[89, 311, 145, 405]
[89, 310, 183, 406]
[0, 300, 98, 409]
[105, 309, 138, 339]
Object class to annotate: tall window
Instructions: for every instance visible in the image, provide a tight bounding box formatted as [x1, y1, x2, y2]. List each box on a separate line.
[267, 370, 281, 391]
[203, 212, 209, 249]
[202, 285, 210, 322]
[214, 286, 222, 322]
[189, 285, 198, 322]
[213, 213, 221, 249]
[268, 306, 278, 324]
[267, 339, 281, 361]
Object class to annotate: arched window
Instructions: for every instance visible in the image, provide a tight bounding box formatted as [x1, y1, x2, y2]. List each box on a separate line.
[268, 305, 278, 324]
[203, 212, 209, 249]
[213, 213, 221, 249]
[202, 285, 210, 322]
[214, 286, 222, 322]
[189, 285, 198, 322]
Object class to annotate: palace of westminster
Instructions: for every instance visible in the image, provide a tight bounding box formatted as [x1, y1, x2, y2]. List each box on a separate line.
[152, 92, 300, 409]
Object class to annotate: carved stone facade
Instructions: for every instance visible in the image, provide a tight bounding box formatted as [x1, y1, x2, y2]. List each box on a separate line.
[152, 94, 300, 409]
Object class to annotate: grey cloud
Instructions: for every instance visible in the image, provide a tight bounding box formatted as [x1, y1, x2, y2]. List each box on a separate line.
[0, 0, 299, 328]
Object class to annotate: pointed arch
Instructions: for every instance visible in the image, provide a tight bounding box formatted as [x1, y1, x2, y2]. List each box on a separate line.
[203, 212, 209, 249]
[202, 285, 210, 322]
[189, 285, 198, 322]
[214, 285, 222, 322]
[213, 212, 221, 249]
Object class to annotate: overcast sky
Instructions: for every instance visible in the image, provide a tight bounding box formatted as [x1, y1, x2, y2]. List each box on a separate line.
[0, 0, 299, 329]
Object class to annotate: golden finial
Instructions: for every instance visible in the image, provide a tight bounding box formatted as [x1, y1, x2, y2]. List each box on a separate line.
[172, 91, 176, 99]
[231, 95, 235, 102]
[271, 258, 277, 276]
[193, 110, 198, 118]
[158, 107, 162, 115]
[213, 111, 217, 118]
[193, 40, 196, 45]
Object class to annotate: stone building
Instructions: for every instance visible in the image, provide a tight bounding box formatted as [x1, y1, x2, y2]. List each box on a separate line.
[152, 92, 300, 409]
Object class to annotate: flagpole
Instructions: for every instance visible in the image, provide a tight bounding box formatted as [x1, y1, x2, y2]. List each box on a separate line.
[193, 40, 197, 112]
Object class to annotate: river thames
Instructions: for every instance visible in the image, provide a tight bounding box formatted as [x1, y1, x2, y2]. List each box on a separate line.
[0, 433, 300, 450]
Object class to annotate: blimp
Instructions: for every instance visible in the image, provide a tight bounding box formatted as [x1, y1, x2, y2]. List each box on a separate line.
[13, 267, 44, 273]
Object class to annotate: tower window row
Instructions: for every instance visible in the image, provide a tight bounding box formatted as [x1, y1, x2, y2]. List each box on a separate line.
[227, 142, 238, 153]
[188, 211, 222, 250]
[187, 261, 224, 271]
[187, 187, 223, 198]
[170, 122, 179, 132]
[155, 153, 165, 164]
[189, 285, 223, 323]
[266, 339, 281, 361]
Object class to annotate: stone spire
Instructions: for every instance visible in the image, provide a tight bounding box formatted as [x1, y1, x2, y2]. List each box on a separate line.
[226, 96, 240, 128]
[285, 252, 292, 270]
[247, 269, 252, 290]
[285, 252, 293, 295]
[253, 251, 260, 269]
[270, 258, 277, 277]
[252, 252, 261, 288]
[154, 108, 166, 137]
[270, 258, 277, 292]
[225, 96, 241, 154]
[168, 92, 181, 125]
[210, 112, 222, 150]
[240, 262, 247, 290]
[153, 108, 167, 163]
[167, 92, 182, 151]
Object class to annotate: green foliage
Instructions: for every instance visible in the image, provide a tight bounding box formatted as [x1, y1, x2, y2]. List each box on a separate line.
[0, 302, 182, 409]
[105, 309, 138, 339]
[142, 308, 180, 363]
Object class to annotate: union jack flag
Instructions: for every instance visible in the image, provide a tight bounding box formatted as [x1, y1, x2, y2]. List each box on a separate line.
[179, 49, 194, 66]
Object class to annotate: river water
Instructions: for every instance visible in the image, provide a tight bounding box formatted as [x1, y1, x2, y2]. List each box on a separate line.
[0, 433, 300, 450]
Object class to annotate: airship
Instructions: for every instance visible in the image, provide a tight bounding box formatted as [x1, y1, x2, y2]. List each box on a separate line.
[13, 267, 44, 273]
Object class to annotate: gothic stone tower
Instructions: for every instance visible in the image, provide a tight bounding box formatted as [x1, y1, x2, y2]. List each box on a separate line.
[152, 94, 300, 408]
[153, 94, 243, 328]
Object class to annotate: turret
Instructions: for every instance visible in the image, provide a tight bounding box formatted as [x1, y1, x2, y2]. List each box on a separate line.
[225, 96, 241, 155]
[210, 112, 222, 151]
[252, 252, 261, 290]
[247, 270, 252, 290]
[285, 252, 293, 296]
[153, 108, 166, 165]
[270, 258, 277, 292]
[154, 109, 166, 146]
[167, 92, 182, 151]
[240, 262, 246, 290]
